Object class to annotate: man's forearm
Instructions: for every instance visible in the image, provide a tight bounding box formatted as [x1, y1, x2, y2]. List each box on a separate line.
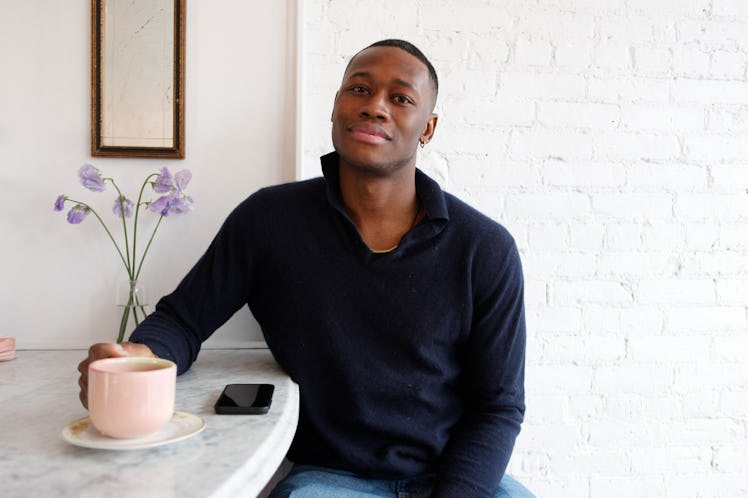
[433, 407, 523, 497]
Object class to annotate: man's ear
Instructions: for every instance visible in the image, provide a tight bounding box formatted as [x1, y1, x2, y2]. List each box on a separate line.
[420, 113, 438, 146]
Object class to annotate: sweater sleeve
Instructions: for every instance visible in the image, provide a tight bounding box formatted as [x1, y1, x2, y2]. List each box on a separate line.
[128, 196, 259, 375]
[433, 235, 526, 497]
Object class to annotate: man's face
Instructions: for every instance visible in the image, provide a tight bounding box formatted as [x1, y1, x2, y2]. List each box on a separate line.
[331, 46, 437, 175]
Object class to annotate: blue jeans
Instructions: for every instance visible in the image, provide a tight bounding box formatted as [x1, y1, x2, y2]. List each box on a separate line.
[268, 465, 535, 498]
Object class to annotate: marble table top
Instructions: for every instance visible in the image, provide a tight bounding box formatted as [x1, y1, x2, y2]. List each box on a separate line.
[0, 349, 299, 498]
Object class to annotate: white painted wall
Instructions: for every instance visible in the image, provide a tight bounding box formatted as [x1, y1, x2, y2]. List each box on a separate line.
[300, 1, 748, 497]
[1, 0, 298, 348]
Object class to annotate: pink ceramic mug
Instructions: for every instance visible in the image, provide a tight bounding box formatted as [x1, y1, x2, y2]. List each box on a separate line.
[88, 356, 176, 439]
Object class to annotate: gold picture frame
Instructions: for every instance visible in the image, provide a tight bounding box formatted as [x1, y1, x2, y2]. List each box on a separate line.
[91, 0, 185, 158]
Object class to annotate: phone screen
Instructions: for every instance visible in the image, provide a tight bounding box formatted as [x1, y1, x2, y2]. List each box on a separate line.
[214, 383, 274, 414]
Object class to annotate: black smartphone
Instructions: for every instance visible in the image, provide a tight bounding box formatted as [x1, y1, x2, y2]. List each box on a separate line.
[214, 383, 275, 414]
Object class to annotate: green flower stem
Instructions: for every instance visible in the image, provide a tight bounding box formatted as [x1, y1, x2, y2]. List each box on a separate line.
[118, 280, 147, 343]
[107, 179, 133, 279]
[132, 297, 145, 327]
[135, 215, 164, 280]
[118, 280, 135, 344]
[131, 284, 146, 324]
[117, 301, 131, 343]
[66, 198, 130, 274]
[132, 173, 159, 281]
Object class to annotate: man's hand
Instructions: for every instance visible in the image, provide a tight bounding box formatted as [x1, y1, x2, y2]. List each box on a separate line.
[77, 342, 156, 409]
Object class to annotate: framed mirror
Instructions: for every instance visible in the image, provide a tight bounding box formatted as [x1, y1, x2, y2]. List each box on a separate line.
[91, 0, 185, 158]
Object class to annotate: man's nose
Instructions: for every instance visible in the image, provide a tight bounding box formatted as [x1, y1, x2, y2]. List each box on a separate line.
[360, 92, 389, 120]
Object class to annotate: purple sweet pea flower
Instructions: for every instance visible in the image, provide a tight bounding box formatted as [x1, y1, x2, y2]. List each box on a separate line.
[78, 163, 106, 192]
[112, 195, 134, 218]
[174, 170, 192, 191]
[66, 205, 90, 224]
[54, 195, 66, 211]
[153, 167, 174, 193]
[149, 193, 194, 217]
[149, 168, 193, 216]
[169, 194, 194, 214]
[149, 195, 170, 216]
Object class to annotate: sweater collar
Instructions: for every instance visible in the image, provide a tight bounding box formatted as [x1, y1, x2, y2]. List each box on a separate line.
[319, 151, 449, 223]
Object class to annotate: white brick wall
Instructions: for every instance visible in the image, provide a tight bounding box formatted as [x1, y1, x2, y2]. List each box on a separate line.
[300, 1, 748, 496]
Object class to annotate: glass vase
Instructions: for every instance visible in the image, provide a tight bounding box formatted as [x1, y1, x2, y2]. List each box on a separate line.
[116, 279, 149, 343]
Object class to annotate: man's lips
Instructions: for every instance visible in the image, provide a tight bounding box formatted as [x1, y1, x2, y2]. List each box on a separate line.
[348, 124, 391, 144]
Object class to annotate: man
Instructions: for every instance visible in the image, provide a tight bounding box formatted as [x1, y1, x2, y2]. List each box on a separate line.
[78, 39, 531, 497]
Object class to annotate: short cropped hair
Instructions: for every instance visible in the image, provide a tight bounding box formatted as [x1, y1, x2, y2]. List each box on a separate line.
[362, 39, 439, 100]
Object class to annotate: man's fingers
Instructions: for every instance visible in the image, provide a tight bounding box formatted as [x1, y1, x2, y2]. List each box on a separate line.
[77, 343, 125, 410]
[77, 342, 156, 409]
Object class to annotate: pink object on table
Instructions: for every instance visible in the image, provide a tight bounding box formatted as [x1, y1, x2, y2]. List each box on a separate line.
[88, 357, 176, 439]
[0, 336, 15, 353]
[0, 337, 15, 361]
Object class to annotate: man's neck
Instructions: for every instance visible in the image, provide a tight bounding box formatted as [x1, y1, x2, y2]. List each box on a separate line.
[338, 161, 421, 252]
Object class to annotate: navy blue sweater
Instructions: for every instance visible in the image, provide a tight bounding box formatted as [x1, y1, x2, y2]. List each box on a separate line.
[130, 152, 526, 497]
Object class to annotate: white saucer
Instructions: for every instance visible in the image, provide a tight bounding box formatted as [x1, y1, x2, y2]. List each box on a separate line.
[62, 411, 205, 450]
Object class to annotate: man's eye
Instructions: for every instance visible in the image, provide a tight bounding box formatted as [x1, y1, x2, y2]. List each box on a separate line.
[394, 95, 412, 104]
[352, 86, 368, 93]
